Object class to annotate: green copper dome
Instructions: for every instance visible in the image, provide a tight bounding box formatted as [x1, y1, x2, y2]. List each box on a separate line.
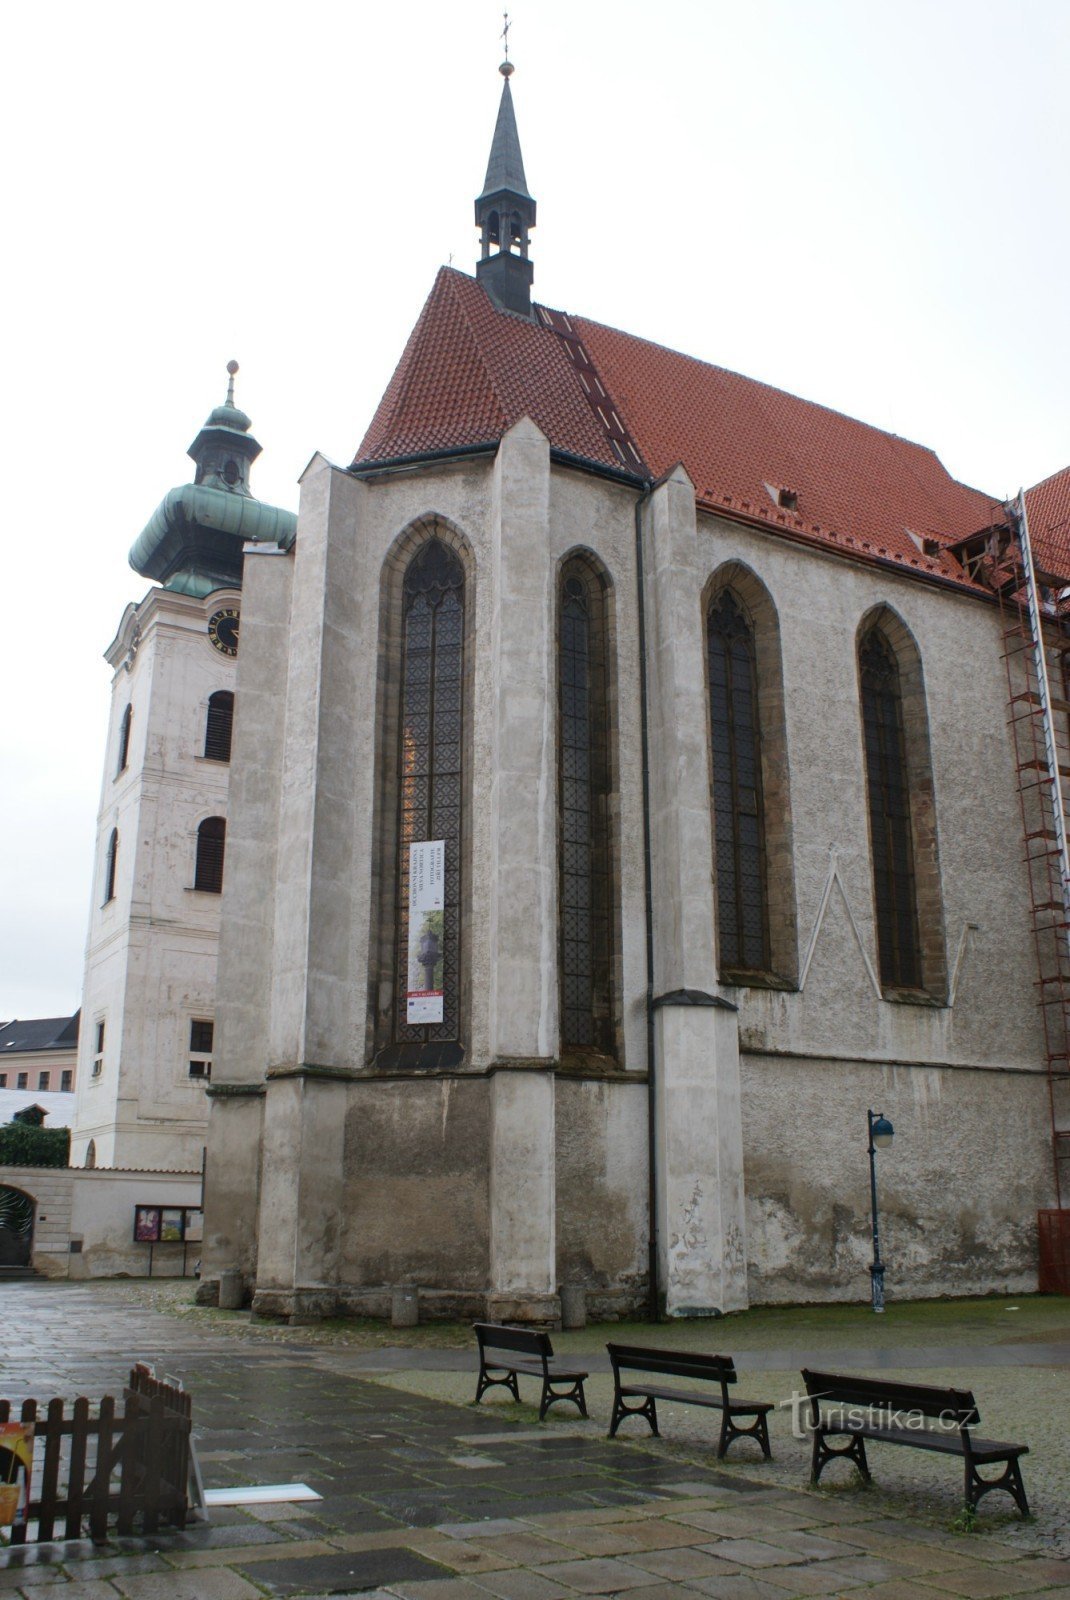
[129, 362, 296, 592]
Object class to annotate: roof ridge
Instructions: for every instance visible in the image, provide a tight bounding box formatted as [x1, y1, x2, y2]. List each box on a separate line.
[568, 309, 972, 469]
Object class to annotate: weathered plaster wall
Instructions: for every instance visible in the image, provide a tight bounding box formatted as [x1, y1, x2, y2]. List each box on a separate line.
[554, 1077, 648, 1316]
[741, 1055, 1052, 1302]
[338, 1077, 490, 1307]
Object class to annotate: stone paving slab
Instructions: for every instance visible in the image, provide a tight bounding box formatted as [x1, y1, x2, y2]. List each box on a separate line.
[3, 1283, 1070, 1598]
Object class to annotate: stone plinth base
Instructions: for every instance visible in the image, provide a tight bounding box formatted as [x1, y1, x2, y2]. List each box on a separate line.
[251, 1286, 340, 1323]
[485, 1292, 561, 1327]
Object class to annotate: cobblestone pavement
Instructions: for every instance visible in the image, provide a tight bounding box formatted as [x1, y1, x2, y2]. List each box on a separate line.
[2, 1283, 1070, 1600]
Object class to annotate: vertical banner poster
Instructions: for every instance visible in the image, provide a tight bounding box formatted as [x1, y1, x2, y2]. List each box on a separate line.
[0, 1423, 33, 1529]
[407, 840, 445, 1024]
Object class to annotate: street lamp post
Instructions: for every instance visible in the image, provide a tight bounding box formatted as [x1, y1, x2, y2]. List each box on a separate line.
[867, 1109, 895, 1313]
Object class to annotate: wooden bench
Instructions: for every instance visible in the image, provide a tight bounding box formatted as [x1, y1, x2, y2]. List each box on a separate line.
[473, 1323, 589, 1421]
[607, 1343, 773, 1459]
[801, 1369, 1030, 1518]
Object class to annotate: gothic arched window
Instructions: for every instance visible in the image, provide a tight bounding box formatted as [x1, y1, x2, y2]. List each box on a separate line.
[204, 691, 234, 762]
[859, 626, 922, 990]
[392, 539, 465, 1051]
[194, 816, 226, 894]
[707, 589, 769, 974]
[558, 557, 615, 1055]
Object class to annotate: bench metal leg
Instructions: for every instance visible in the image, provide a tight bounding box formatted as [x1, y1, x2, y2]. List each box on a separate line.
[811, 1428, 870, 1485]
[475, 1364, 521, 1406]
[719, 1409, 772, 1461]
[965, 1457, 1031, 1519]
[608, 1394, 658, 1439]
[539, 1377, 588, 1422]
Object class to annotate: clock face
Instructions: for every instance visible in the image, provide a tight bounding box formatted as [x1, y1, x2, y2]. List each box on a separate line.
[208, 607, 240, 657]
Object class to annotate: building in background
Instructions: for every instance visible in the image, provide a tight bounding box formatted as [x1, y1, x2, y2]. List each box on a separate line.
[0, 1014, 79, 1103]
[69, 372, 296, 1172]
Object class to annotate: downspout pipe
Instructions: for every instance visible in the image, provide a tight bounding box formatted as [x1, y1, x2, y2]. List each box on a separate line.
[634, 483, 659, 1320]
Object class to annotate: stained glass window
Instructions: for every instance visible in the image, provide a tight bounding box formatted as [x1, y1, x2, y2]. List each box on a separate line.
[860, 627, 921, 989]
[707, 590, 770, 973]
[558, 562, 614, 1053]
[394, 539, 465, 1045]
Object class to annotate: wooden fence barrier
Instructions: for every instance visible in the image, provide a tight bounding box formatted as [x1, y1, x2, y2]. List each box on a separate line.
[0, 1365, 191, 1545]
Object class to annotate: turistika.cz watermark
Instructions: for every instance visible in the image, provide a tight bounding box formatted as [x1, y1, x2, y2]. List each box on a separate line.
[782, 1391, 964, 1440]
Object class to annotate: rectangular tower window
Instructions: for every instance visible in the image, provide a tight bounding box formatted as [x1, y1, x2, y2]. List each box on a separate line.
[92, 1020, 105, 1078]
[189, 1018, 213, 1080]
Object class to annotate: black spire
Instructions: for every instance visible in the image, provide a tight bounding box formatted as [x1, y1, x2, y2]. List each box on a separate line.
[475, 62, 536, 317]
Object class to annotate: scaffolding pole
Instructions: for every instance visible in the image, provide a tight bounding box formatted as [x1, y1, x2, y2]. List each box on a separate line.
[1009, 488, 1070, 957]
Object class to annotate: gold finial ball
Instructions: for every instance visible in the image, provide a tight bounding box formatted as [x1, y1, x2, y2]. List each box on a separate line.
[499, 59, 514, 76]
[227, 359, 239, 376]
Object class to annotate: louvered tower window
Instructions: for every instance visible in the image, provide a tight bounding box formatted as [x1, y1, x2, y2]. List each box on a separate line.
[558, 560, 614, 1053]
[204, 691, 234, 762]
[707, 590, 770, 973]
[194, 816, 226, 894]
[860, 627, 921, 989]
[117, 704, 132, 775]
[103, 829, 119, 904]
[393, 539, 464, 1047]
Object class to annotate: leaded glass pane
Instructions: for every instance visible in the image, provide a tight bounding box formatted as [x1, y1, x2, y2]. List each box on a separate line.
[558, 565, 614, 1052]
[394, 539, 465, 1044]
[707, 590, 770, 973]
[860, 628, 921, 989]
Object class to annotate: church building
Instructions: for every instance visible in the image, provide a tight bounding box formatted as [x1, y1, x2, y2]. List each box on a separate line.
[144, 65, 1066, 1318]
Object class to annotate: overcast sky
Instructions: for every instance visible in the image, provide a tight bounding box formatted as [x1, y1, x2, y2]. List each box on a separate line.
[2, 0, 1067, 1019]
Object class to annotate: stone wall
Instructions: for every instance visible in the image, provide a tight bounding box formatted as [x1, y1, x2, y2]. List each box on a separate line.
[0, 1165, 202, 1279]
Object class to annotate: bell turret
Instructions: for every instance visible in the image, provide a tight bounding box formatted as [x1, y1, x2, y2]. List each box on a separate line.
[475, 61, 536, 317]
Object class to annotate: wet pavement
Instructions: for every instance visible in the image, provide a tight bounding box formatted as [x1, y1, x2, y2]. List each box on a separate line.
[2, 1282, 1069, 1600]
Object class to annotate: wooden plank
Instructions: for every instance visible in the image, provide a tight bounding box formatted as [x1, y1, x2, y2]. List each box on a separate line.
[141, 1397, 164, 1536]
[65, 1397, 90, 1541]
[90, 1396, 114, 1546]
[116, 1397, 139, 1537]
[36, 1398, 64, 1542]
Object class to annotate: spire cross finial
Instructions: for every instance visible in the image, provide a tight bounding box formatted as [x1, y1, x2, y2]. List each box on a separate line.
[500, 10, 510, 61]
[225, 359, 239, 406]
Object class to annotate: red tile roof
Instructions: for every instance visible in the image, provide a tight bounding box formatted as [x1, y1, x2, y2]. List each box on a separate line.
[355, 267, 1013, 589]
[1025, 466, 1070, 581]
[357, 268, 620, 472]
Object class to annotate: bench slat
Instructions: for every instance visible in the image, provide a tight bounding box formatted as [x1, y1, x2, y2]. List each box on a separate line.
[802, 1367, 979, 1426]
[608, 1344, 736, 1384]
[620, 1383, 769, 1413]
[475, 1323, 553, 1358]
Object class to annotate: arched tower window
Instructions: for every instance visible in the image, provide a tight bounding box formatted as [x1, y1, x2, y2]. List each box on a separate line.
[707, 589, 769, 973]
[194, 816, 226, 894]
[103, 829, 118, 904]
[558, 557, 616, 1055]
[859, 625, 922, 990]
[204, 691, 234, 762]
[116, 705, 132, 776]
[392, 539, 465, 1050]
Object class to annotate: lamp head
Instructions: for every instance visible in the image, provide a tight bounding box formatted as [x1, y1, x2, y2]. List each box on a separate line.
[871, 1113, 895, 1149]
